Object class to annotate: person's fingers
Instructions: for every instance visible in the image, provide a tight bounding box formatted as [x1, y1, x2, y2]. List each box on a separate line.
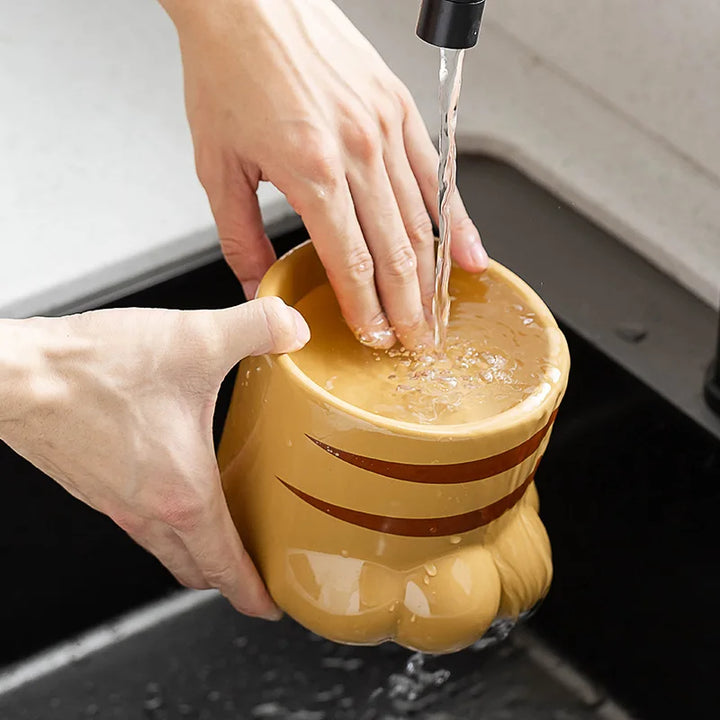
[346, 146, 431, 350]
[277, 155, 396, 349]
[402, 102, 488, 273]
[201, 165, 277, 300]
[205, 297, 310, 377]
[172, 481, 281, 620]
[125, 521, 210, 590]
[383, 126, 436, 320]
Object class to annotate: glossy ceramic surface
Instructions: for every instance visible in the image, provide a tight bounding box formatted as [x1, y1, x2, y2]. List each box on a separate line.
[219, 241, 570, 653]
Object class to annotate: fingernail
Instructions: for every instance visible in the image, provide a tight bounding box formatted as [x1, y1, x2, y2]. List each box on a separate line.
[290, 308, 311, 347]
[233, 600, 283, 621]
[469, 237, 489, 271]
[419, 328, 435, 349]
[356, 325, 396, 350]
[263, 607, 284, 622]
[241, 280, 260, 301]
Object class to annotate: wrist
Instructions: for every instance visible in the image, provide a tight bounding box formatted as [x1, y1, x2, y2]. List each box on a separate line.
[158, 0, 258, 29]
[0, 318, 72, 430]
[0, 319, 37, 427]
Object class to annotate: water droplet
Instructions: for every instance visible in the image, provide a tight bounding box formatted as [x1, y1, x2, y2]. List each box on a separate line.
[321, 657, 363, 671]
[340, 549, 349, 558]
[143, 697, 163, 711]
[251, 702, 285, 718]
[423, 562, 438, 577]
[449, 535, 462, 545]
[423, 575, 430, 585]
[314, 684, 345, 703]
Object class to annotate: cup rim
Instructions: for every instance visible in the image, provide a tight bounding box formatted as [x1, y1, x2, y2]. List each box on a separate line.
[257, 240, 569, 439]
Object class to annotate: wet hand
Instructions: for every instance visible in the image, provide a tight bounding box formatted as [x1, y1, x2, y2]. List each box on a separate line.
[160, 0, 487, 349]
[0, 298, 310, 620]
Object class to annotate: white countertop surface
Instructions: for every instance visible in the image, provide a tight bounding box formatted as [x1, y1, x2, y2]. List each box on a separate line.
[1, 0, 718, 317]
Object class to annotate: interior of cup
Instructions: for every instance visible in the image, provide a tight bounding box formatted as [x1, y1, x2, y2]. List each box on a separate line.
[258, 240, 327, 307]
[256, 240, 567, 437]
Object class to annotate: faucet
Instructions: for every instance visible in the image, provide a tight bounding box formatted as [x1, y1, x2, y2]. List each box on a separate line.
[416, 0, 486, 49]
[416, 2, 720, 424]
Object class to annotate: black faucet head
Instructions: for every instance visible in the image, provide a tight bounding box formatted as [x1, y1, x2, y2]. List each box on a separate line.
[416, 0, 486, 50]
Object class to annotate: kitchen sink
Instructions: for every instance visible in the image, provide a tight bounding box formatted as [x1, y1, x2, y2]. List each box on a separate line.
[1, 157, 717, 719]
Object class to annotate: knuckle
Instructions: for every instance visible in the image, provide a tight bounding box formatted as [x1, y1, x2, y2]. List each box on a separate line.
[334, 248, 375, 287]
[453, 214, 476, 236]
[203, 564, 236, 591]
[288, 134, 341, 193]
[173, 574, 196, 590]
[156, 489, 207, 533]
[422, 165, 439, 194]
[343, 119, 382, 162]
[383, 244, 417, 281]
[406, 210, 435, 247]
[256, 296, 296, 350]
[305, 151, 340, 190]
[194, 147, 218, 191]
[376, 99, 404, 137]
[218, 237, 246, 275]
[392, 82, 414, 112]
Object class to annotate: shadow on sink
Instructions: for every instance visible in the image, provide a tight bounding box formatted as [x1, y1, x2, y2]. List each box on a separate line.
[1, 159, 717, 720]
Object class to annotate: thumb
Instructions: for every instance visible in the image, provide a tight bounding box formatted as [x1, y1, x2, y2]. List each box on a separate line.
[212, 297, 311, 372]
[206, 174, 277, 300]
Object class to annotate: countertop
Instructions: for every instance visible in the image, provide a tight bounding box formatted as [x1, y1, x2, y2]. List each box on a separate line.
[1, 0, 718, 317]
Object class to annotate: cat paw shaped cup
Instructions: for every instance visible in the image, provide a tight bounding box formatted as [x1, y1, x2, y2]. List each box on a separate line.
[219, 241, 569, 654]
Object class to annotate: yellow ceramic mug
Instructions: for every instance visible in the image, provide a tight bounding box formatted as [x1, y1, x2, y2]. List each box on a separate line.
[219, 241, 570, 653]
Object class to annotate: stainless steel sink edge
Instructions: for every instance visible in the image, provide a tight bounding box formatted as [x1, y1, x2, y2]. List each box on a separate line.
[0, 590, 213, 698]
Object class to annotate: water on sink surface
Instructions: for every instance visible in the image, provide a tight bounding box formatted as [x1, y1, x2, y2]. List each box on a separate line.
[215, 620, 590, 720]
[1, 602, 609, 720]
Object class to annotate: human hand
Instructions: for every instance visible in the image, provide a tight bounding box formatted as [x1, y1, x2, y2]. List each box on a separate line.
[0, 298, 310, 620]
[160, 0, 487, 350]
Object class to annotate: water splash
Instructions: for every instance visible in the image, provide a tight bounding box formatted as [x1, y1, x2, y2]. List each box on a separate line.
[388, 652, 451, 704]
[359, 651, 452, 718]
[472, 617, 518, 652]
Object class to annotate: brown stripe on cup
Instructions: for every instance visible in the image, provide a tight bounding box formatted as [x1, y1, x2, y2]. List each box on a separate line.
[306, 409, 557, 484]
[276, 463, 539, 538]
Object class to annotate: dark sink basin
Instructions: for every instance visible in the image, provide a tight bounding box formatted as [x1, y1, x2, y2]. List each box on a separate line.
[1, 157, 717, 719]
